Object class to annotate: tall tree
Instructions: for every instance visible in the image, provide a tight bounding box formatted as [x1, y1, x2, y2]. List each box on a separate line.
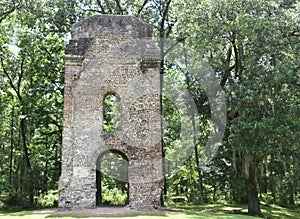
[173, 0, 300, 215]
[0, 0, 65, 205]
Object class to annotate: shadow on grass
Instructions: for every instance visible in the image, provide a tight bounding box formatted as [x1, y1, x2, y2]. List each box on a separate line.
[260, 203, 300, 219]
[184, 211, 261, 219]
[0, 208, 41, 217]
[167, 203, 300, 219]
[167, 203, 248, 214]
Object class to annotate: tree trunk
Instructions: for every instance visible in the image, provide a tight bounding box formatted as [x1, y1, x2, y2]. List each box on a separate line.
[96, 169, 102, 206]
[158, 0, 173, 205]
[160, 45, 166, 206]
[258, 161, 267, 198]
[20, 161, 24, 194]
[288, 183, 295, 205]
[126, 182, 129, 205]
[213, 183, 217, 202]
[192, 114, 204, 198]
[262, 159, 268, 194]
[289, 154, 299, 205]
[246, 158, 261, 215]
[20, 117, 34, 205]
[9, 107, 14, 185]
[42, 158, 49, 194]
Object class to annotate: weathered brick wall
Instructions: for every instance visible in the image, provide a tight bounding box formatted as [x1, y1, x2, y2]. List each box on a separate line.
[59, 15, 163, 210]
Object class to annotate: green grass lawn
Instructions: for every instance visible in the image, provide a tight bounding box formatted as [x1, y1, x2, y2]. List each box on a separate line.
[0, 203, 299, 219]
[168, 203, 300, 219]
[0, 210, 261, 219]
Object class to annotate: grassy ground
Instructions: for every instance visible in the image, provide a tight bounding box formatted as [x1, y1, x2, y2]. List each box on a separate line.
[0, 203, 299, 218]
[167, 202, 300, 219]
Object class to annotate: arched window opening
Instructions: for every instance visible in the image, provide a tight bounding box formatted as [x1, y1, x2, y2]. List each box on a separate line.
[96, 150, 129, 206]
[103, 93, 121, 131]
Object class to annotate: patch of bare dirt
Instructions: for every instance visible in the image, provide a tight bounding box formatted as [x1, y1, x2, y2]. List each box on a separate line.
[31, 206, 182, 217]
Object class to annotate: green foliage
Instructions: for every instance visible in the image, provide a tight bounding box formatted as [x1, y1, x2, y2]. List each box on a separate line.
[97, 152, 128, 206]
[101, 186, 127, 206]
[0, 0, 64, 207]
[103, 94, 121, 131]
[168, 0, 300, 214]
[0, 192, 30, 208]
[35, 190, 58, 208]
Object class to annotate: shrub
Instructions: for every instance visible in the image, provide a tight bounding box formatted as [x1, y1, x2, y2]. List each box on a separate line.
[35, 190, 58, 208]
[1, 192, 30, 208]
[102, 187, 127, 206]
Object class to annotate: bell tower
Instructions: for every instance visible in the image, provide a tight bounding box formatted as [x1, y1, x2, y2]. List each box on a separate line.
[59, 15, 163, 210]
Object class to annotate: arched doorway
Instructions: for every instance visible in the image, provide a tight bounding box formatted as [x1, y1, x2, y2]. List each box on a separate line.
[96, 149, 129, 206]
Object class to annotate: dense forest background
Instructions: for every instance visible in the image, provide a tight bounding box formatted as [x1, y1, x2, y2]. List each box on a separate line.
[0, 0, 299, 216]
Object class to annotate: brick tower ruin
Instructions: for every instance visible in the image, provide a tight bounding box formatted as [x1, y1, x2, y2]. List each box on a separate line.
[58, 15, 163, 210]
